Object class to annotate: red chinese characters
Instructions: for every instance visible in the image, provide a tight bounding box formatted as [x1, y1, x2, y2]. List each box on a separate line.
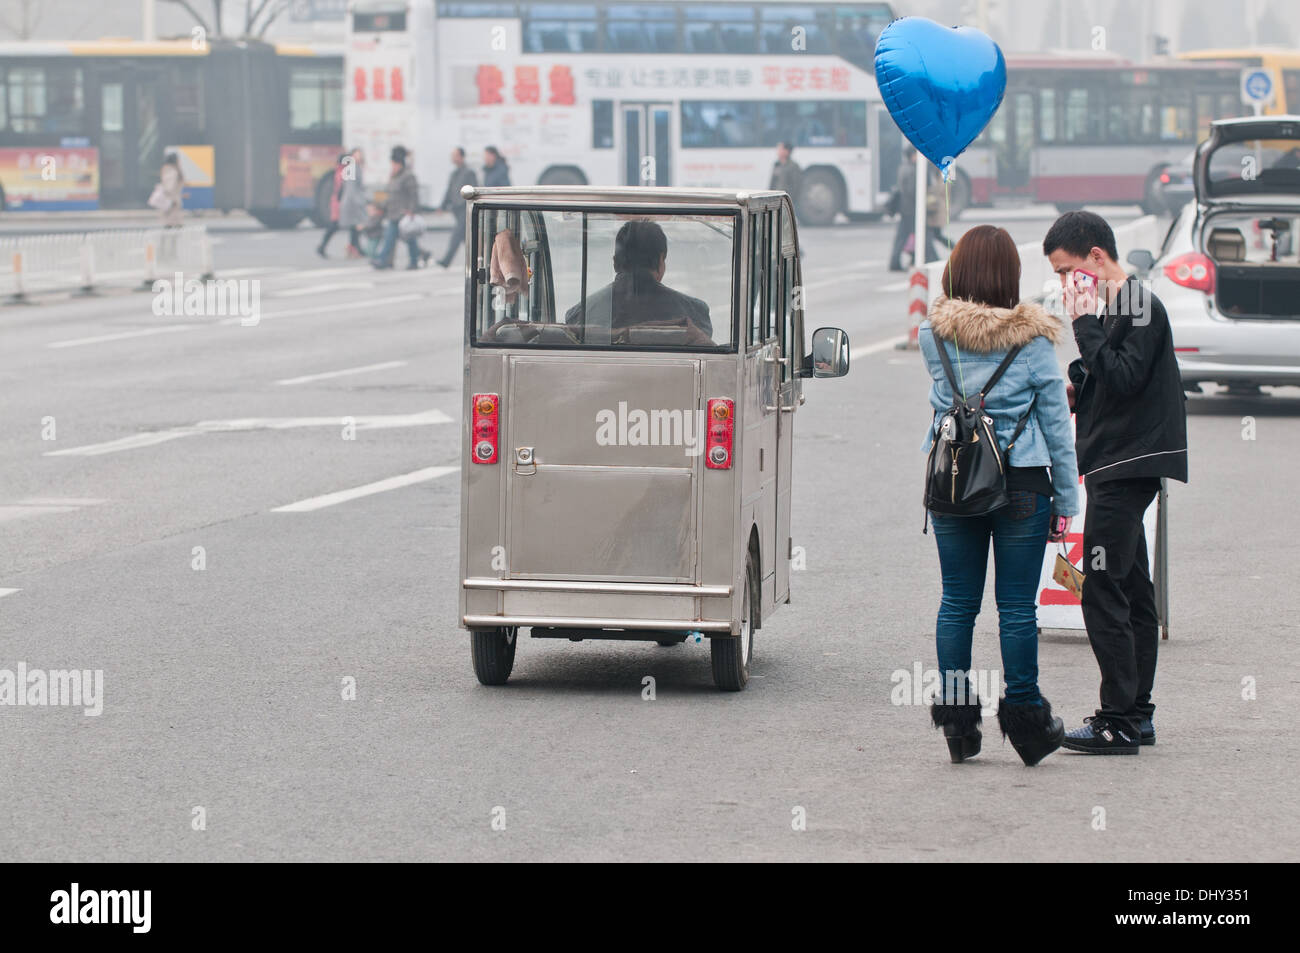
[477, 65, 505, 105]
[548, 65, 575, 105]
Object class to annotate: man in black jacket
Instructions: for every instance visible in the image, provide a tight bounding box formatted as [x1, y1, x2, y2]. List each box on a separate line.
[1044, 211, 1188, 755]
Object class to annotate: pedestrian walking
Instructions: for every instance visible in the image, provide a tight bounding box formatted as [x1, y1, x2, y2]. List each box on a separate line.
[335, 148, 369, 259]
[920, 225, 1079, 766]
[768, 141, 802, 217]
[437, 146, 478, 268]
[149, 153, 185, 261]
[889, 145, 942, 270]
[371, 145, 423, 270]
[483, 146, 511, 187]
[317, 152, 348, 258]
[1043, 211, 1189, 755]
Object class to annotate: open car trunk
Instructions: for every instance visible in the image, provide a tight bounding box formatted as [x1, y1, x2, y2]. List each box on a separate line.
[1203, 209, 1300, 320]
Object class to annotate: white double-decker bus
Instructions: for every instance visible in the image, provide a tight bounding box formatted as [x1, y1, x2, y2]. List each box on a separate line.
[345, 0, 898, 225]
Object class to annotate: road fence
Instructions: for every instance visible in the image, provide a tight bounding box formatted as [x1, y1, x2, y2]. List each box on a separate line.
[2, 225, 214, 301]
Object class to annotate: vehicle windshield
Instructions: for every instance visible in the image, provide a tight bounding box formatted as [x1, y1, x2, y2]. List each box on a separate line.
[472, 208, 736, 350]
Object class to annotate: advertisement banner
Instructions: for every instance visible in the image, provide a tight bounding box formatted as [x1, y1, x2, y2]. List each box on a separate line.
[166, 145, 215, 209]
[0, 147, 99, 211]
[279, 144, 339, 210]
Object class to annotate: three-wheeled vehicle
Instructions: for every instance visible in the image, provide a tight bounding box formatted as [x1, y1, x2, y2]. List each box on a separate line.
[458, 186, 849, 690]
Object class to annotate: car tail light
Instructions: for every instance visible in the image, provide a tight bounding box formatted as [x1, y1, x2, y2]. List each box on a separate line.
[1163, 252, 1215, 293]
[471, 393, 498, 464]
[705, 398, 734, 470]
[1159, 172, 1171, 184]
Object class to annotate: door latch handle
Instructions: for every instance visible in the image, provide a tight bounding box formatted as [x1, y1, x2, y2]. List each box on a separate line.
[514, 446, 536, 475]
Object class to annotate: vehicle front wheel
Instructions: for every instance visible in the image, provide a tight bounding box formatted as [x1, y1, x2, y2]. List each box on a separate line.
[471, 626, 518, 685]
[798, 168, 844, 227]
[711, 554, 756, 691]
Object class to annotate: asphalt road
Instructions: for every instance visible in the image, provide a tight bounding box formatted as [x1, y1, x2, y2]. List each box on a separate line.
[2, 208, 1297, 862]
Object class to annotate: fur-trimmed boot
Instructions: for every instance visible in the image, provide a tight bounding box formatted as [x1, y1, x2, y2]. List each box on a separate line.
[997, 697, 1065, 766]
[931, 697, 983, 763]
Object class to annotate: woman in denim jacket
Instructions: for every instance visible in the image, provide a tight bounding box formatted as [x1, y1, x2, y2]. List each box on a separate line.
[918, 225, 1080, 766]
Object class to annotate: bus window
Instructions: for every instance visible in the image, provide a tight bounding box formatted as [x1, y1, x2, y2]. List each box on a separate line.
[1285, 71, 1300, 113]
[684, 5, 758, 54]
[1, 66, 84, 134]
[475, 209, 734, 350]
[289, 65, 342, 134]
[760, 6, 832, 55]
[1062, 88, 1099, 143]
[604, 4, 678, 54]
[521, 5, 600, 53]
[1039, 89, 1057, 142]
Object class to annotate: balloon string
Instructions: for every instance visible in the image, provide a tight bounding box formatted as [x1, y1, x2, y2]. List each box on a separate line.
[944, 170, 966, 401]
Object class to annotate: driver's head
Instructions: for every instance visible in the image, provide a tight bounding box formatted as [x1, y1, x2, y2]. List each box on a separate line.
[613, 220, 667, 280]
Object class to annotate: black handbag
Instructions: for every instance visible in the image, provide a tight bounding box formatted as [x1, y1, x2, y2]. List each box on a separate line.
[923, 338, 1035, 532]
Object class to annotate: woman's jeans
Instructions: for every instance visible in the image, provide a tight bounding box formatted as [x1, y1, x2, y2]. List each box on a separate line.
[930, 491, 1050, 707]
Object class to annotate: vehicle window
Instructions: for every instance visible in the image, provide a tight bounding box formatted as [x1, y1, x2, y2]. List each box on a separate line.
[1, 66, 84, 134]
[781, 256, 796, 381]
[767, 209, 780, 342]
[754, 211, 759, 345]
[1206, 135, 1300, 197]
[474, 207, 735, 350]
[288, 65, 342, 133]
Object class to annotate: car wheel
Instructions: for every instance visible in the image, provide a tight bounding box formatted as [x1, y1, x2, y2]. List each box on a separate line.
[250, 210, 307, 229]
[711, 553, 755, 691]
[471, 626, 518, 685]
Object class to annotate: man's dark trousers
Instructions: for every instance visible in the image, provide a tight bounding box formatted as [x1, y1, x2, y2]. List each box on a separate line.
[439, 210, 466, 267]
[1080, 475, 1162, 737]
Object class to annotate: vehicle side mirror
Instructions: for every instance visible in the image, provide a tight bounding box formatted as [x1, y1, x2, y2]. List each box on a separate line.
[808, 326, 849, 378]
[1127, 248, 1155, 276]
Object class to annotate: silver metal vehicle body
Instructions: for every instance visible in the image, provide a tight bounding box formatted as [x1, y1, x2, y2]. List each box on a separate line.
[456, 186, 848, 689]
[1129, 116, 1300, 392]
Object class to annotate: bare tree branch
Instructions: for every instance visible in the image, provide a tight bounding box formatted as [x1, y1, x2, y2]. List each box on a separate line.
[160, 0, 212, 34]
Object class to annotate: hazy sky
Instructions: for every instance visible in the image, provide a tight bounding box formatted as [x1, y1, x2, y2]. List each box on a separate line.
[0, 0, 1291, 54]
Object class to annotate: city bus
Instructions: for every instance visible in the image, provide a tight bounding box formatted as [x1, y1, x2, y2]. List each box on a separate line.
[0, 38, 342, 227]
[1180, 48, 1300, 115]
[345, 0, 899, 225]
[956, 54, 1249, 215]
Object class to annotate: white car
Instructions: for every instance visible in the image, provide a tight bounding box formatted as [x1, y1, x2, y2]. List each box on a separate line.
[1128, 116, 1300, 394]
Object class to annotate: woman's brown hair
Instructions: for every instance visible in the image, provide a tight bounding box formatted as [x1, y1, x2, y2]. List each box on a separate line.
[940, 224, 1021, 310]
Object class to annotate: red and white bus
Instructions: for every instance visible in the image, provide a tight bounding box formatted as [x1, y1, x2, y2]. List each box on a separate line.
[344, 0, 901, 225]
[956, 54, 1249, 215]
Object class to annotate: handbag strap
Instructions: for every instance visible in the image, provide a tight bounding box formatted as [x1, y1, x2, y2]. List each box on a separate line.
[1006, 395, 1037, 451]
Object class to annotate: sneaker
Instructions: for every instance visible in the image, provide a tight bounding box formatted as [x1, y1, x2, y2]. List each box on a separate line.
[1061, 717, 1139, 755]
[1136, 716, 1155, 746]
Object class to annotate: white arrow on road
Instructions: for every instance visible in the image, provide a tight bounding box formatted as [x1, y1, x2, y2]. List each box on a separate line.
[44, 409, 453, 457]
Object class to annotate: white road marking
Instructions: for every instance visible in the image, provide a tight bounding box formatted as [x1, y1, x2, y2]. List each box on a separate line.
[275, 360, 408, 386]
[274, 281, 375, 298]
[218, 265, 291, 277]
[47, 325, 194, 349]
[278, 265, 374, 279]
[45, 409, 452, 457]
[0, 589, 20, 598]
[218, 292, 425, 326]
[0, 498, 107, 523]
[272, 465, 458, 513]
[849, 335, 909, 359]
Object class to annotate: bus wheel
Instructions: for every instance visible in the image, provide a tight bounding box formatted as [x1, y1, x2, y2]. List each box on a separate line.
[711, 553, 755, 691]
[798, 168, 844, 227]
[251, 210, 307, 229]
[309, 174, 334, 227]
[538, 166, 586, 186]
[471, 626, 518, 686]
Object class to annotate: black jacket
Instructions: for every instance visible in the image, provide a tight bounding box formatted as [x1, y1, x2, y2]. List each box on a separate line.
[564, 270, 713, 339]
[1068, 278, 1188, 484]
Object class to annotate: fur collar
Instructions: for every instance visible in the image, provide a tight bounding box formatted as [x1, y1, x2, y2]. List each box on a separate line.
[927, 296, 1064, 351]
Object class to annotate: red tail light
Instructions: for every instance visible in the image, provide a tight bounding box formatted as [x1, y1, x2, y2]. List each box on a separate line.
[1159, 172, 1171, 184]
[471, 393, 498, 464]
[1163, 252, 1215, 293]
[705, 398, 734, 470]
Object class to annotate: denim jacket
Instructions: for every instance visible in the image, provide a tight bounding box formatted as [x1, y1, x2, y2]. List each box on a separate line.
[919, 296, 1080, 517]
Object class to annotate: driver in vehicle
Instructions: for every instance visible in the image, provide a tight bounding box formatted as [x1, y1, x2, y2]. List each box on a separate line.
[565, 220, 714, 342]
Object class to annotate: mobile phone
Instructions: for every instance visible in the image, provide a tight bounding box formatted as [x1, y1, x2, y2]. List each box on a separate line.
[1072, 268, 1098, 293]
[1049, 514, 1069, 538]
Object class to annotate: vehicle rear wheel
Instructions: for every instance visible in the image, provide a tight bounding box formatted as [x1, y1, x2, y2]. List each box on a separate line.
[251, 209, 306, 229]
[798, 168, 844, 227]
[471, 626, 518, 685]
[711, 553, 755, 691]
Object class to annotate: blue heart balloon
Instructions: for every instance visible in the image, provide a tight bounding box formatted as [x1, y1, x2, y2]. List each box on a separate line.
[874, 17, 1007, 175]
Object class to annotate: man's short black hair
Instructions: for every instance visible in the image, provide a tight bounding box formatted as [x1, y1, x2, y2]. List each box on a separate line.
[1042, 210, 1119, 262]
[778, 140, 794, 154]
[613, 220, 667, 273]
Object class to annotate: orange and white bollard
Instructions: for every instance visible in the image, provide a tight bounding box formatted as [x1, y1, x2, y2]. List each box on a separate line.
[906, 269, 929, 348]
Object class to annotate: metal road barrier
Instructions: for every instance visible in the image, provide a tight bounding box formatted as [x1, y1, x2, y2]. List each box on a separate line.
[1, 225, 214, 301]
